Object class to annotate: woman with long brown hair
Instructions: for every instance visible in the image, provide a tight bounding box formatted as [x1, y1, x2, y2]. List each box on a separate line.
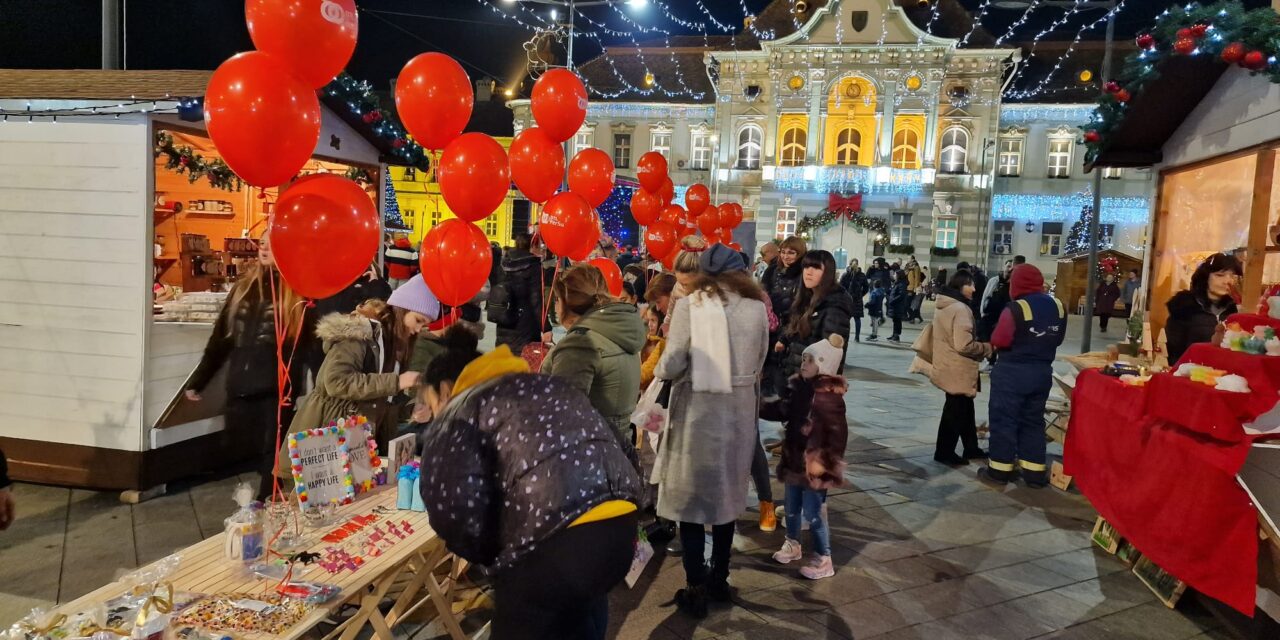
[778, 249, 855, 380]
[761, 236, 806, 398]
[185, 234, 312, 499]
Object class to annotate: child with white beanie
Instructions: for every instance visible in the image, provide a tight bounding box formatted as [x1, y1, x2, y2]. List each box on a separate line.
[759, 333, 850, 580]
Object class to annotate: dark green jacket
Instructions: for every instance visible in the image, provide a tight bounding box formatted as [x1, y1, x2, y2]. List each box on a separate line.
[540, 302, 645, 438]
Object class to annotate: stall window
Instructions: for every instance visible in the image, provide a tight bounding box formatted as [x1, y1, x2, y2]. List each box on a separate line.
[736, 124, 763, 170]
[1047, 138, 1073, 179]
[776, 207, 798, 238]
[992, 220, 1013, 255]
[935, 216, 958, 250]
[1103, 167, 1123, 180]
[690, 132, 712, 170]
[835, 127, 861, 166]
[998, 138, 1023, 177]
[614, 133, 632, 168]
[650, 128, 671, 158]
[1041, 222, 1064, 256]
[891, 212, 912, 245]
[939, 126, 969, 174]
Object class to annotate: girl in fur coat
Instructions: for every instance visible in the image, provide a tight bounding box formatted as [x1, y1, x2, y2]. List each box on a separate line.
[760, 334, 849, 580]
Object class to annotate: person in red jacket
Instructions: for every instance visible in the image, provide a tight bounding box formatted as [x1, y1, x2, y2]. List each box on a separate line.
[384, 235, 419, 289]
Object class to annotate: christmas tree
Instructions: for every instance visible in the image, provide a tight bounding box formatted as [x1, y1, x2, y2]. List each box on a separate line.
[383, 179, 409, 231]
[1063, 205, 1094, 256]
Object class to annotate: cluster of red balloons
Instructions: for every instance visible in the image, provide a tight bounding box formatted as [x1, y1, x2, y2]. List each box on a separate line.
[207, 1, 378, 298]
[630, 153, 746, 263]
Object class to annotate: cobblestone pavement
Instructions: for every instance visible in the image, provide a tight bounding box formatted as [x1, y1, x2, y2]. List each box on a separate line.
[0, 314, 1229, 639]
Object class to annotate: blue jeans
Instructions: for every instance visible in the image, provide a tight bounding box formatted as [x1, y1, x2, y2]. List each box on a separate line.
[784, 484, 830, 556]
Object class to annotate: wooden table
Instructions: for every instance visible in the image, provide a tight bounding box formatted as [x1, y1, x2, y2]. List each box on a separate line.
[51, 488, 478, 640]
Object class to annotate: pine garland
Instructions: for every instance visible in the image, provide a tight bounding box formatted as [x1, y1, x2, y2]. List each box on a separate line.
[796, 208, 889, 245]
[324, 73, 431, 171]
[153, 131, 243, 192]
[1084, 0, 1280, 162]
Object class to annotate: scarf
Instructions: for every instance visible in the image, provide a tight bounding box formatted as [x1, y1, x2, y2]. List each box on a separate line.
[688, 290, 732, 394]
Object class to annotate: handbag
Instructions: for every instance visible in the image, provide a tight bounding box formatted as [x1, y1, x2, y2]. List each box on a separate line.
[911, 322, 935, 363]
[521, 341, 552, 372]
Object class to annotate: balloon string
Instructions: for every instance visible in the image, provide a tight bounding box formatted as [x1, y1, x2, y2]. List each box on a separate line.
[540, 254, 562, 339]
[266, 272, 309, 505]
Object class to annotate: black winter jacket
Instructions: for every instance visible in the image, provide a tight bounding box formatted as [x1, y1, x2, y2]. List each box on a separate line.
[0, 446, 10, 489]
[838, 269, 867, 318]
[762, 260, 804, 333]
[495, 249, 546, 353]
[419, 373, 643, 572]
[1165, 290, 1236, 365]
[886, 280, 910, 320]
[783, 289, 855, 377]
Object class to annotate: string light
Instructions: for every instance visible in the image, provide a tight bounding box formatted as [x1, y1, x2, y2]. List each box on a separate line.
[1003, 0, 1096, 93]
[960, 0, 996, 47]
[1000, 104, 1096, 124]
[996, 0, 1043, 45]
[992, 192, 1150, 224]
[1007, 0, 1128, 100]
[771, 166, 926, 195]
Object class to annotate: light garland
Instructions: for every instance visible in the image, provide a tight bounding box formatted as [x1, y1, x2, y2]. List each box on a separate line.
[960, 0, 996, 47]
[999, 104, 1096, 124]
[1007, 0, 1129, 100]
[1004, 0, 1095, 92]
[585, 102, 715, 119]
[991, 192, 1150, 224]
[996, 0, 1043, 46]
[598, 181, 637, 245]
[0, 99, 180, 121]
[770, 166, 926, 196]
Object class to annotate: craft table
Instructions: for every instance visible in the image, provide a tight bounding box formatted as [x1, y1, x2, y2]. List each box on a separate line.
[50, 488, 478, 640]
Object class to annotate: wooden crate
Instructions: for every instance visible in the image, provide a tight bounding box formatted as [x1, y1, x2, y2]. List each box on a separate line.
[1091, 516, 1121, 554]
[1133, 554, 1189, 608]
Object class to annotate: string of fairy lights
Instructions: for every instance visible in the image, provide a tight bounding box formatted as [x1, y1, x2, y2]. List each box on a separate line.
[462, 0, 1134, 103]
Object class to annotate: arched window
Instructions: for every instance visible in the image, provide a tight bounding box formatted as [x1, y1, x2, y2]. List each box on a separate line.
[939, 126, 969, 174]
[736, 124, 763, 170]
[892, 129, 919, 169]
[835, 127, 861, 166]
[779, 124, 806, 167]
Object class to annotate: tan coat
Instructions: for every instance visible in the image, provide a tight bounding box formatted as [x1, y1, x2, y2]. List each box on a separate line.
[918, 290, 992, 397]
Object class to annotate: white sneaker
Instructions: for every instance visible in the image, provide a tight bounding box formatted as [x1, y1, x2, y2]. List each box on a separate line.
[772, 538, 803, 564]
[800, 555, 835, 580]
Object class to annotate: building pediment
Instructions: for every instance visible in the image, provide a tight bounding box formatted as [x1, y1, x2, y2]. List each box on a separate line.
[768, 0, 955, 49]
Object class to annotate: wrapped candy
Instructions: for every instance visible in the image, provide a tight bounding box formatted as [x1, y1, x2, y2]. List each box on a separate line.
[1216, 374, 1251, 393]
[7, 608, 72, 640]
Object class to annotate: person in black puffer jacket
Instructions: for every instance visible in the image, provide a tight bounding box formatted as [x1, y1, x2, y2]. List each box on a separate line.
[839, 259, 868, 342]
[493, 233, 547, 354]
[779, 250, 855, 380]
[185, 241, 313, 500]
[885, 269, 910, 342]
[419, 343, 642, 640]
[761, 236, 806, 396]
[1165, 253, 1241, 365]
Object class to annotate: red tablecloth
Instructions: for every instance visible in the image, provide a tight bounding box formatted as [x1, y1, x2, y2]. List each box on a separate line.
[1064, 370, 1258, 615]
[1180, 342, 1280, 420]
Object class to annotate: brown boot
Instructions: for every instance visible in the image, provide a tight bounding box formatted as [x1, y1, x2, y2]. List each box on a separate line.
[759, 500, 777, 532]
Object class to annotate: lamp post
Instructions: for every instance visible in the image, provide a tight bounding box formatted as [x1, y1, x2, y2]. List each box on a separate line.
[503, 0, 648, 70]
[993, 0, 1117, 353]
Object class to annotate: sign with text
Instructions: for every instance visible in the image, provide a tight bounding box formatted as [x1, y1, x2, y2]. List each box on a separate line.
[288, 426, 355, 507]
[339, 416, 381, 494]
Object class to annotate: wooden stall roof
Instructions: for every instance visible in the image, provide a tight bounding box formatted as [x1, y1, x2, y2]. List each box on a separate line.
[0, 69, 211, 99]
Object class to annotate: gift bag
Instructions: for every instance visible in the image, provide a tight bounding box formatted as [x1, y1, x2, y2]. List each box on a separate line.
[396, 460, 419, 511]
[410, 477, 426, 512]
[623, 527, 655, 588]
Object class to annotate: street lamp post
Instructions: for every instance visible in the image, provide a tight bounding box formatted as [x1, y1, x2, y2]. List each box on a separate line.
[992, 0, 1117, 353]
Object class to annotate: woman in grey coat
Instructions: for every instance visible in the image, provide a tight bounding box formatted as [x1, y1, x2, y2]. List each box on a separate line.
[653, 245, 769, 618]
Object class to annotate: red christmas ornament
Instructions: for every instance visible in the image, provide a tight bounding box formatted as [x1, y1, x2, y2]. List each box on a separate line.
[1083, 131, 1101, 144]
[1176, 28, 1192, 40]
[362, 112, 375, 124]
[1136, 33, 1155, 49]
[1103, 81, 1121, 94]
[1114, 89, 1131, 103]
[179, 156, 189, 166]
[1189, 23, 1209, 39]
[1221, 42, 1246, 64]
[371, 111, 382, 122]
[1173, 37, 1196, 55]
[1244, 50, 1268, 71]
[392, 138, 406, 149]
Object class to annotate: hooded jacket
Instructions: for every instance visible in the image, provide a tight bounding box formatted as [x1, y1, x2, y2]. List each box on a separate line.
[286, 314, 399, 444]
[384, 238, 418, 281]
[760, 374, 849, 490]
[1165, 290, 1236, 365]
[991, 265, 1065, 358]
[541, 302, 645, 440]
[920, 287, 993, 397]
[783, 289, 856, 377]
[762, 259, 804, 332]
[839, 268, 868, 318]
[495, 248, 546, 352]
[419, 347, 643, 572]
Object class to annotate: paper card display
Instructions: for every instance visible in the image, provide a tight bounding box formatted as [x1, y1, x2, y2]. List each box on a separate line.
[335, 416, 380, 494]
[388, 433, 417, 479]
[288, 426, 355, 507]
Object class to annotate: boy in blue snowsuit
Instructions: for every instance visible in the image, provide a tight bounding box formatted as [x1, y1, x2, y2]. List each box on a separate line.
[866, 281, 886, 341]
[979, 264, 1066, 488]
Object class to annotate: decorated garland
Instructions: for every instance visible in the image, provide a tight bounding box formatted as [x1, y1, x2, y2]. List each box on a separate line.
[154, 131, 243, 192]
[1084, 0, 1280, 161]
[323, 73, 431, 171]
[888, 243, 916, 255]
[930, 246, 960, 258]
[797, 208, 889, 245]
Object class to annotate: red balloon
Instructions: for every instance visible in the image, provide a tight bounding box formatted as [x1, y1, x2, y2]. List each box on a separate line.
[395, 53, 473, 151]
[205, 52, 320, 187]
[685, 183, 711, 218]
[438, 133, 511, 222]
[568, 148, 616, 208]
[540, 192, 596, 258]
[660, 248, 678, 270]
[419, 219, 492, 307]
[719, 202, 744, 229]
[697, 207, 722, 237]
[644, 221, 679, 263]
[659, 205, 685, 227]
[271, 177, 378, 299]
[636, 152, 669, 193]
[589, 258, 624, 298]
[704, 232, 720, 245]
[246, 0, 357, 89]
[631, 188, 661, 226]
[509, 128, 564, 204]
[531, 69, 588, 143]
[657, 177, 675, 206]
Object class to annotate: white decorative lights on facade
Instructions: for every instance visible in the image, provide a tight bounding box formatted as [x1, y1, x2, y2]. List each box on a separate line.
[769, 166, 927, 195]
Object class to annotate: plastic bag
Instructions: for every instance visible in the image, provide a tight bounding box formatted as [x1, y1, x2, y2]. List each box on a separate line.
[630, 380, 667, 434]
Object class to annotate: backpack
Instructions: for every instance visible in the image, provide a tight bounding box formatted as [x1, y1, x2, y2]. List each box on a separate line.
[486, 280, 519, 328]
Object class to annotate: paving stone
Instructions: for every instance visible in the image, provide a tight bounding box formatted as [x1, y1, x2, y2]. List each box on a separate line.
[59, 489, 136, 602]
[1030, 548, 1129, 582]
[812, 597, 918, 638]
[870, 578, 986, 626]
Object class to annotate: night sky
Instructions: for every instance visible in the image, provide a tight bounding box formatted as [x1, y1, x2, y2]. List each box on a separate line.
[1, 0, 1274, 95]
